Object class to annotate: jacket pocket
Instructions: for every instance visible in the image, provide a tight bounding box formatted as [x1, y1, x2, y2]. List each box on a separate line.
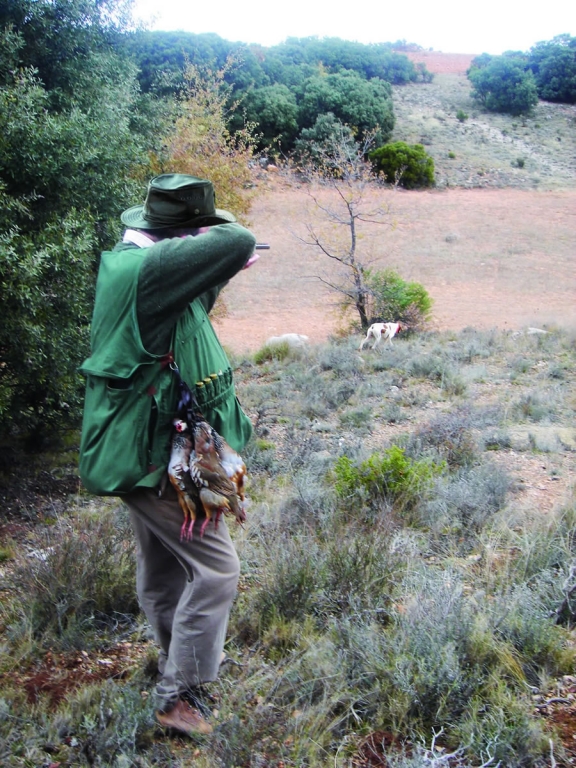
[79, 376, 160, 495]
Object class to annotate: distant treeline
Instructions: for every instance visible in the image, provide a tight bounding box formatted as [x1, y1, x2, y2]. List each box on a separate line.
[467, 35, 576, 114]
[124, 33, 434, 152]
[126, 32, 434, 93]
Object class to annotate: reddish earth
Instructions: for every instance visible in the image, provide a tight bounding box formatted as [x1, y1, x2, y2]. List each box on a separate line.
[214, 178, 576, 353]
[401, 50, 477, 75]
[0, 642, 151, 706]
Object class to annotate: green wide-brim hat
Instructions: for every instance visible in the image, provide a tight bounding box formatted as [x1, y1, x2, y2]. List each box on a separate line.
[121, 173, 236, 230]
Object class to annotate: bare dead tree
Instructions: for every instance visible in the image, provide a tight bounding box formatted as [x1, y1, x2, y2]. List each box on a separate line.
[295, 126, 395, 330]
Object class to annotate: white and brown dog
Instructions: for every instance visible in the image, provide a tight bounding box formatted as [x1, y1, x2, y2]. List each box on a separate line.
[359, 322, 402, 351]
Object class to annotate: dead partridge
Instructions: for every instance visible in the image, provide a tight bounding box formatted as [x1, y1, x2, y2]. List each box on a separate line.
[189, 421, 247, 537]
[167, 419, 198, 541]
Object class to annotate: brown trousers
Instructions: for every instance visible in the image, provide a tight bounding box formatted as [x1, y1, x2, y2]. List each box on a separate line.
[123, 482, 240, 710]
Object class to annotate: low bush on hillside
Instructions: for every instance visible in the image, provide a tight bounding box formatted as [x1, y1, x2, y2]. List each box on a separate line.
[333, 445, 445, 514]
[370, 140, 435, 188]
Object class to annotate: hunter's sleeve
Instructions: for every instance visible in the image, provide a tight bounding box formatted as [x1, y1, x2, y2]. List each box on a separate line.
[137, 223, 256, 354]
[197, 284, 226, 315]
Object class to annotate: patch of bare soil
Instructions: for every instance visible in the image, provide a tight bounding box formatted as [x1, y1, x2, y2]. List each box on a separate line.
[1, 642, 151, 707]
[214, 178, 576, 354]
[401, 50, 477, 75]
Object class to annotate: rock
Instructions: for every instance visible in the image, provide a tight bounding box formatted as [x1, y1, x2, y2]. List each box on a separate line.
[511, 327, 549, 339]
[266, 333, 309, 348]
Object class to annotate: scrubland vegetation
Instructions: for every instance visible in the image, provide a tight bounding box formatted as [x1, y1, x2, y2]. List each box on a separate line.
[2, 326, 576, 766]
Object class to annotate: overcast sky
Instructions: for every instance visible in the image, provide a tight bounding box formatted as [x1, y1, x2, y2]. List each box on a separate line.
[131, 0, 574, 55]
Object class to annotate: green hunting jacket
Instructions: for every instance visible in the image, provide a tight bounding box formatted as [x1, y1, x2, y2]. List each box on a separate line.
[79, 223, 256, 496]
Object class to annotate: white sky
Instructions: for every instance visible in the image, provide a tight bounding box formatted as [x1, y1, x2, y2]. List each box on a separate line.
[131, 0, 574, 55]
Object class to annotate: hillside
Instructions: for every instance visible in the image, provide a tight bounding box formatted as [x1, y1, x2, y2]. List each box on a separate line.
[391, 53, 576, 191]
[209, 56, 576, 352]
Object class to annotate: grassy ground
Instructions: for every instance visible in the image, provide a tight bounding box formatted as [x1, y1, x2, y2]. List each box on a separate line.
[1, 326, 575, 767]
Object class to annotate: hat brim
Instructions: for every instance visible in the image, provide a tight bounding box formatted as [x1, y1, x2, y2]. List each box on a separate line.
[120, 204, 236, 230]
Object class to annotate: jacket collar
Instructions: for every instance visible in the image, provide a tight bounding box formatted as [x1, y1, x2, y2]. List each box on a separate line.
[122, 229, 156, 248]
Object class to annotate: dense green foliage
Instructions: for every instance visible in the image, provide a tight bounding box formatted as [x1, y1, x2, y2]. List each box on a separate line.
[467, 39, 576, 111]
[468, 54, 539, 114]
[127, 32, 437, 152]
[370, 141, 435, 188]
[233, 70, 394, 153]
[262, 36, 433, 84]
[298, 71, 394, 146]
[126, 32, 433, 96]
[293, 112, 357, 164]
[123, 30, 247, 93]
[229, 83, 300, 152]
[333, 445, 445, 512]
[0, 1, 154, 444]
[528, 34, 576, 103]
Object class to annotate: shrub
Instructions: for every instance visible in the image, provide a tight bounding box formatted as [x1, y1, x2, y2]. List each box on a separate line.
[6, 507, 138, 648]
[370, 141, 435, 188]
[253, 341, 292, 364]
[339, 406, 373, 432]
[333, 445, 445, 513]
[251, 537, 323, 628]
[422, 462, 511, 535]
[407, 409, 478, 468]
[366, 268, 433, 330]
[456, 109, 469, 122]
[243, 435, 278, 473]
[513, 391, 557, 422]
[484, 430, 512, 451]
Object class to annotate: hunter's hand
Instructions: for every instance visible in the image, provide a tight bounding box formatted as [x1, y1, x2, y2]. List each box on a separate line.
[243, 253, 260, 269]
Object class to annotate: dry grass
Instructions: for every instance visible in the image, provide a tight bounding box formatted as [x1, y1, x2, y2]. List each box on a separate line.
[391, 74, 576, 191]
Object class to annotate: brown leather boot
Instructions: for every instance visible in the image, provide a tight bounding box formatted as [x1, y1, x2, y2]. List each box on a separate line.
[156, 699, 213, 736]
